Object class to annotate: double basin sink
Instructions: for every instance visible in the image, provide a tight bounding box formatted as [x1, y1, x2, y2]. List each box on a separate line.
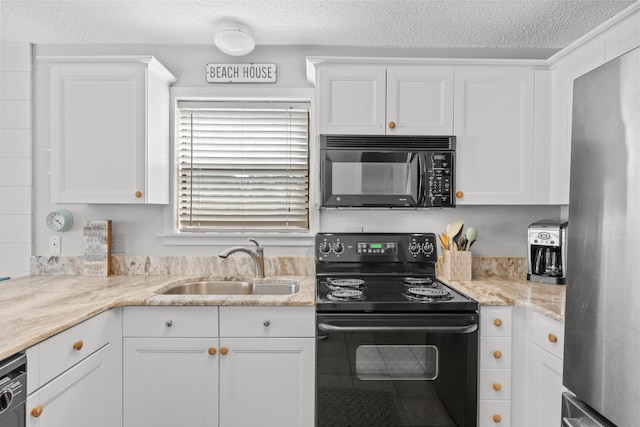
[160, 279, 299, 296]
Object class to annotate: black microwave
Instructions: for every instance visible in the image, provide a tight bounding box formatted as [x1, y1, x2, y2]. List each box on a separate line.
[320, 134, 456, 208]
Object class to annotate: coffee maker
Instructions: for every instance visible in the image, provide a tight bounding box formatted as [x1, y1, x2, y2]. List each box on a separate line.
[527, 219, 568, 284]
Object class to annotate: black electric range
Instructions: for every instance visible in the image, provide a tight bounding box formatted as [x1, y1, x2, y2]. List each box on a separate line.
[315, 232, 478, 313]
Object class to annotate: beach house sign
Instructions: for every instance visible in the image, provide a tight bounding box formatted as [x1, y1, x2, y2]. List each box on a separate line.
[206, 63, 277, 83]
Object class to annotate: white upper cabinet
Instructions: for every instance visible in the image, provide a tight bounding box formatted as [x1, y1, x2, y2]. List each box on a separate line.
[318, 65, 385, 135]
[318, 64, 454, 135]
[454, 68, 535, 204]
[547, 5, 639, 204]
[386, 66, 454, 135]
[47, 56, 176, 204]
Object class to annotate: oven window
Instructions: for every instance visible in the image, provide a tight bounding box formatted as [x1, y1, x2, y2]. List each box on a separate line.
[356, 345, 438, 380]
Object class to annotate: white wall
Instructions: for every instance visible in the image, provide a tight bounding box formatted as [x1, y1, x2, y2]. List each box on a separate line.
[0, 42, 32, 278]
[31, 44, 561, 259]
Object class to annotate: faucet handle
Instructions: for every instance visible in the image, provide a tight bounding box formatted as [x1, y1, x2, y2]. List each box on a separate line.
[249, 238, 263, 254]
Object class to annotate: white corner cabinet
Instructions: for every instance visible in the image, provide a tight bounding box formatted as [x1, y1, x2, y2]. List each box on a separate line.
[25, 309, 122, 427]
[122, 305, 315, 427]
[316, 64, 454, 135]
[45, 56, 177, 204]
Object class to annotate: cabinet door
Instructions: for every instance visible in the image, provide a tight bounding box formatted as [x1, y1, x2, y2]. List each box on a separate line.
[454, 69, 534, 204]
[549, 43, 604, 204]
[50, 62, 146, 203]
[219, 338, 315, 427]
[386, 66, 453, 135]
[318, 65, 386, 134]
[123, 338, 219, 427]
[531, 346, 564, 427]
[26, 346, 112, 427]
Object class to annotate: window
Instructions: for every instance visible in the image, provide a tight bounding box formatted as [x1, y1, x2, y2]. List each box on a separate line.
[176, 101, 310, 232]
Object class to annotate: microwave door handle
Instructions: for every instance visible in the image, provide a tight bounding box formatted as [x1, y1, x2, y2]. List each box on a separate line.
[417, 153, 426, 205]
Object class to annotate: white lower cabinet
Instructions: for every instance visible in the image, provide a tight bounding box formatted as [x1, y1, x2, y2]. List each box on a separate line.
[479, 401, 511, 427]
[219, 338, 315, 427]
[26, 346, 111, 427]
[529, 312, 565, 427]
[481, 307, 565, 427]
[122, 305, 315, 427]
[478, 306, 513, 427]
[25, 310, 120, 427]
[123, 338, 219, 427]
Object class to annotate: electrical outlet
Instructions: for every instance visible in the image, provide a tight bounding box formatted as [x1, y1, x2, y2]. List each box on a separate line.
[49, 236, 61, 255]
[112, 234, 125, 253]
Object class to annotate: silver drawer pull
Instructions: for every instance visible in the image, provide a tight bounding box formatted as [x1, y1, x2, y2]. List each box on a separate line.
[263, 320, 271, 327]
[165, 320, 173, 327]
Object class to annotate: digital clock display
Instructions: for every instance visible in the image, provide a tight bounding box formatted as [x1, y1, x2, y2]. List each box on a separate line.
[356, 241, 397, 254]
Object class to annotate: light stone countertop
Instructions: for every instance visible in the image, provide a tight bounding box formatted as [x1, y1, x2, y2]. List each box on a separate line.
[0, 264, 566, 360]
[441, 275, 566, 322]
[0, 274, 314, 360]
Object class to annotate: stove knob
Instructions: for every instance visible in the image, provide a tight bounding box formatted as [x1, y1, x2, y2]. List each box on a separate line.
[408, 242, 420, 254]
[319, 242, 331, 254]
[333, 242, 344, 254]
[422, 242, 434, 255]
[0, 388, 13, 412]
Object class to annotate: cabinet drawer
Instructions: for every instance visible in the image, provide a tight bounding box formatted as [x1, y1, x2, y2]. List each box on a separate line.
[480, 337, 512, 369]
[26, 346, 110, 427]
[480, 306, 512, 337]
[123, 306, 218, 337]
[533, 311, 564, 360]
[220, 306, 315, 338]
[479, 369, 512, 400]
[37, 311, 109, 388]
[479, 400, 511, 427]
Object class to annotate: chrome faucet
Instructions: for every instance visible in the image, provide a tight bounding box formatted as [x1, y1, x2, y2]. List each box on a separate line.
[218, 238, 265, 278]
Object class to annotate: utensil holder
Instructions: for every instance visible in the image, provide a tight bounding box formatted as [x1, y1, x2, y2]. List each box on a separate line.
[442, 249, 472, 281]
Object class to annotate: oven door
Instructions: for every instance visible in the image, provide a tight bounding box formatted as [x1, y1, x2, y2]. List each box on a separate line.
[320, 149, 423, 207]
[316, 313, 478, 427]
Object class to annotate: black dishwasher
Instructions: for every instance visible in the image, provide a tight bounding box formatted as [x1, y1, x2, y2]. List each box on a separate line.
[0, 353, 26, 427]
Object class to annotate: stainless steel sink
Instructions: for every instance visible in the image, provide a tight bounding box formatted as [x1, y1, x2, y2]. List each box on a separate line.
[160, 280, 299, 296]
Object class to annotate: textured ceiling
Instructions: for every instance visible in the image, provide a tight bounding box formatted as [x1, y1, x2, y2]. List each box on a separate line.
[0, 0, 635, 50]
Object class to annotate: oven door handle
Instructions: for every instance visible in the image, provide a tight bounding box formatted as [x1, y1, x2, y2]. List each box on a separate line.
[317, 323, 478, 334]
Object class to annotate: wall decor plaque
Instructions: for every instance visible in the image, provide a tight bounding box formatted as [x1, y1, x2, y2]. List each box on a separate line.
[206, 63, 277, 83]
[83, 220, 112, 276]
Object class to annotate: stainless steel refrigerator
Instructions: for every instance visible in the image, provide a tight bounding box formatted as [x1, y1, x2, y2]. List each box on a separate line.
[562, 47, 639, 427]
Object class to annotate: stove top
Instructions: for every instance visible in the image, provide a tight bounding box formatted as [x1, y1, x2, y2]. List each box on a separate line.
[316, 274, 476, 312]
[315, 233, 478, 313]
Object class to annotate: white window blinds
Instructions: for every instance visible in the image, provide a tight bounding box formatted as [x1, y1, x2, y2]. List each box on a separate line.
[176, 101, 310, 232]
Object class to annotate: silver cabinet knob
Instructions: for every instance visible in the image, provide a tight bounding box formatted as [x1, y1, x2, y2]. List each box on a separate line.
[263, 320, 271, 327]
[165, 320, 173, 327]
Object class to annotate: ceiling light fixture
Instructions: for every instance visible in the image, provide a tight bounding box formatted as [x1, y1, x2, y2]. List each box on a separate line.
[214, 21, 255, 56]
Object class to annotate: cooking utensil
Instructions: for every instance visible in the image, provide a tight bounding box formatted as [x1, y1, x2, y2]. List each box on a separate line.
[465, 227, 478, 249]
[439, 233, 450, 250]
[457, 236, 468, 251]
[447, 221, 464, 250]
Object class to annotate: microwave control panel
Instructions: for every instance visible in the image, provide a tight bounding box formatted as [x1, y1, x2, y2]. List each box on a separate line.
[426, 152, 454, 207]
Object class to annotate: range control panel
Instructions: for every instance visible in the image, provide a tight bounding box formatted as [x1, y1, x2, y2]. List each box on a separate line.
[316, 233, 438, 262]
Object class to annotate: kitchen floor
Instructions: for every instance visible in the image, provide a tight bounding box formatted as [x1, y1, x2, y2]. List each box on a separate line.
[317, 331, 457, 427]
